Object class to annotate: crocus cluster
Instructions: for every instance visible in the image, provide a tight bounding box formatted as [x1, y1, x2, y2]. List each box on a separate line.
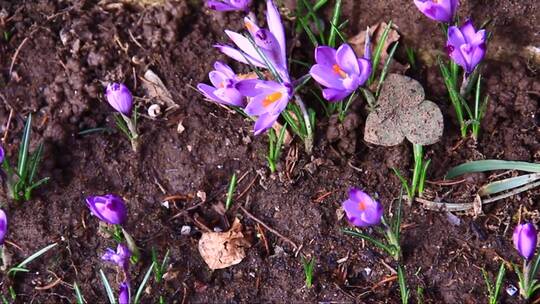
[310, 44, 371, 102]
[0, 209, 7, 245]
[199, 0, 293, 135]
[206, 0, 251, 12]
[414, 0, 486, 74]
[342, 188, 383, 227]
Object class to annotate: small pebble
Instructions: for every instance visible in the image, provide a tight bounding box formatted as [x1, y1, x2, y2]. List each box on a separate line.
[506, 284, 518, 296]
[180, 225, 191, 235]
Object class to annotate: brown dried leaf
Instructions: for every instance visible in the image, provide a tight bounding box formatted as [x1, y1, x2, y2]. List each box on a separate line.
[198, 218, 250, 270]
[364, 74, 443, 146]
[349, 22, 400, 64]
[141, 69, 178, 109]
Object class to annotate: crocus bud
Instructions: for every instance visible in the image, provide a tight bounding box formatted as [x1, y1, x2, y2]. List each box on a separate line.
[85, 194, 127, 225]
[446, 20, 487, 74]
[0, 209, 7, 245]
[513, 223, 537, 261]
[106, 83, 133, 116]
[206, 0, 251, 12]
[102, 243, 131, 272]
[413, 0, 458, 23]
[118, 281, 130, 304]
[342, 188, 383, 227]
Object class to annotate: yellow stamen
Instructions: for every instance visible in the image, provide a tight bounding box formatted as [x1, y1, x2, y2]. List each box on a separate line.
[357, 200, 367, 211]
[245, 22, 253, 31]
[263, 92, 282, 107]
[332, 64, 348, 78]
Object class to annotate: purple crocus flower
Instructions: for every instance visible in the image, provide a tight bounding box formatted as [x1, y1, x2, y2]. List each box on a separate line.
[0, 209, 7, 245]
[206, 0, 251, 12]
[102, 243, 131, 272]
[216, 0, 289, 82]
[513, 223, 537, 261]
[446, 20, 486, 74]
[197, 61, 246, 107]
[413, 0, 458, 23]
[237, 79, 292, 135]
[342, 188, 383, 227]
[86, 194, 127, 225]
[310, 44, 371, 102]
[0, 146, 4, 164]
[106, 83, 133, 116]
[118, 281, 130, 304]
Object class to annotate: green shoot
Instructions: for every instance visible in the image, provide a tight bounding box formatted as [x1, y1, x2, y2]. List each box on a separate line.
[438, 59, 468, 137]
[2, 114, 50, 201]
[416, 286, 424, 304]
[368, 21, 393, 86]
[301, 256, 316, 289]
[152, 248, 170, 284]
[405, 46, 416, 69]
[113, 108, 139, 152]
[267, 124, 288, 173]
[122, 228, 140, 264]
[225, 173, 238, 210]
[8, 243, 58, 276]
[134, 262, 156, 304]
[375, 41, 399, 98]
[514, 255, 540, 299]
[337, 91, 357, 122]
[99, 269, 116, 304]
[397, 265, 410, 304]
[482, 262, 506, 304]
[392, 144, 429, 202]
[471, 74, 489, 140]
[74, 282, 85, 304]
[328, 0, 342, 47]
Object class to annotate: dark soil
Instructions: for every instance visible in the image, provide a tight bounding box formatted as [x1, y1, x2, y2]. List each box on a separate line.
[0, 0, 539, 303]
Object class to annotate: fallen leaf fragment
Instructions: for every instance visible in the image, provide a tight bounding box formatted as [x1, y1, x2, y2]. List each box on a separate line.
[198, 218, 251, 270]
[349, 22, 400, 64]
[141, 69, 178, 109]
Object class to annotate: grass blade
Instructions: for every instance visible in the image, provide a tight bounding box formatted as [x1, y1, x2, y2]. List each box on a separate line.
[342, 228, 393, 254]
[479, 173, 540, 196]
[368, 21, 392, 85]
[8, 242, 58, 275]
[225, 173, 238, 210]
[328, 0, 342, 47]
[134, 262, 156, 304]
[17, 114, 32, 177]
[397, 265, 410, 304]
[27, 142, 44, 184]
[99, 269, 116, 304]
[492, 262, 506, 304]
[446, 160, 540, 179]
[74, 282, 85, 304]
[301, 256, 315, 289]
[375, 41, 399, 97]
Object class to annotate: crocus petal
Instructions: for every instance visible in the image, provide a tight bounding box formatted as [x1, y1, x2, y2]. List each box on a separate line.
[322, 88, 350, 102]
[236, 79, 266, 97]
[209, 71, 228, 88]
[469, 43, 486, 72]
[206, 1, 236, 11]
[214, 87, 245, 106]
[266, 0, 286, 64]
[106, 83, 133, 115]
[86, 194, 127, 225]
[310, 64, 345, 89]
[253, 112, 280, 136]
[459, 20, 477, 43]
[225, 30, 265, 64]
[315, 46, 337, 66]
[254, 29, 285, 69]
[214, 61, 236, 78]
[215, 44, 265, 68]
[0, 209, 7, 245]
[357, 58, 371, 86]
[0, 146, 4, 164]
[245, 93, 278, 116]
[447, 26, 466, 47]
[336, 44, 360, 75]
[118, 282, 130, 304]
[414, 0, 453, 22]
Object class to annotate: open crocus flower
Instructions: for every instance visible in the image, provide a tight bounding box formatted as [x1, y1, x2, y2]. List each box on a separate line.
[118, 281, 130, 304]
[106, 83, 133, 116]
[216, 0, 289, 82]
[237, 79, 292, 135]
[206, 0, 251, 12]
[342, 188, 383, 227]
[310, 44, 371, 102]
[413, 0, 458, 23]
[446, 20, 486, 74]
[513, 223, 537, 261]
[86, 194, 127, 225]
[102, 243, 131, 272]
[197, 61, 245, 107]
[0, 209, 7, 245]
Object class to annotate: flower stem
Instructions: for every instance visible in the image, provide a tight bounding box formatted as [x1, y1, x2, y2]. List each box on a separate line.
[122, 114, 139, 152]
[382, 218, 401, 261]
[522, 259, 531, 299]
[295, 94, 313, 155]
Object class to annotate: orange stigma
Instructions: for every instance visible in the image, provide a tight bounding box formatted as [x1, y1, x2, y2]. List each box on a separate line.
[332, 64, 348, 78]
[262, 92, 282, 107]
[245, 22, 253, 32]
[357, 200, 367, 211]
